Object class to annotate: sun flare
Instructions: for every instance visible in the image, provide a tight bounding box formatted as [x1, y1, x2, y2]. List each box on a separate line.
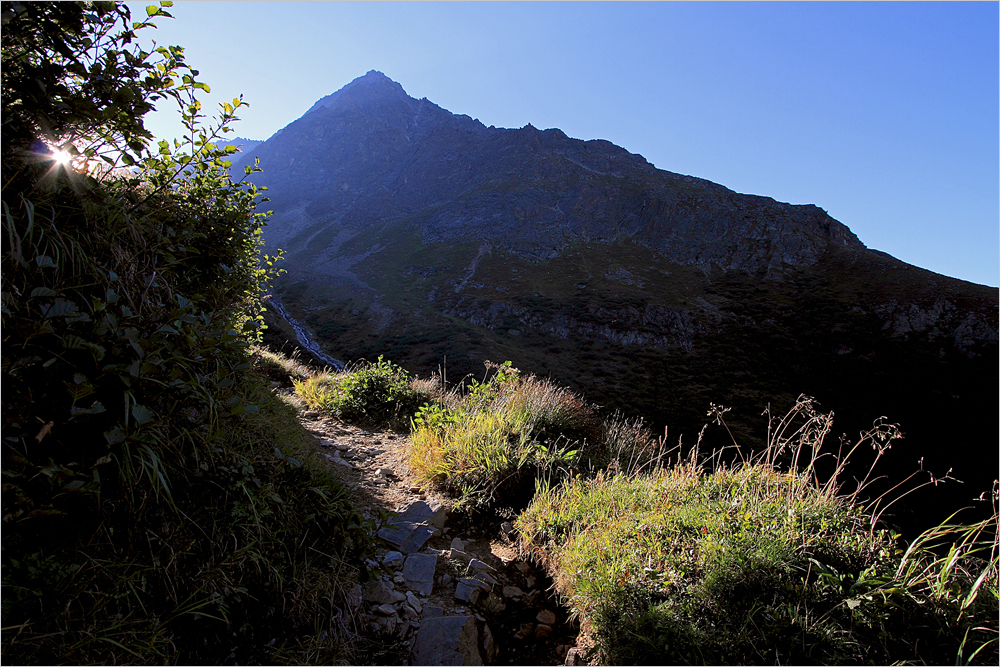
[51, 148, 72, 167]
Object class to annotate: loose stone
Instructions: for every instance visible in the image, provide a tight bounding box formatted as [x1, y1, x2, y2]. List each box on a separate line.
[364, 581, 397, 605]
[383, 551, 404, 567]
[472, 571, 498, 586]
[536, 609, 557, 625]
[513, 622, 534, 640]
[454, 582, 481, 603]
[469, 558, 497, 573]
[535, 623, 553, 638]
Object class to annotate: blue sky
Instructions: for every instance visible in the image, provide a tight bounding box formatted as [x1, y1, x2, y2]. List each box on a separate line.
[127, 1, 998, 287]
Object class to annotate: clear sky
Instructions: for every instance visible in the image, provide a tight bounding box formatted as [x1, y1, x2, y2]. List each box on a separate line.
[125, 1, 999, 287]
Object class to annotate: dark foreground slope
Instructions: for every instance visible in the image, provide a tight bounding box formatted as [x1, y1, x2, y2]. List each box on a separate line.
[239, 71, 998, 533]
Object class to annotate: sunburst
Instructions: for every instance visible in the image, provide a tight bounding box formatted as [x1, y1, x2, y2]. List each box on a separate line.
[51, 147, 73, 168]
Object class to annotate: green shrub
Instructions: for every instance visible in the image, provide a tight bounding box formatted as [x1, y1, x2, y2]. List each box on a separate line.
[295, 356, 431, 428]
[517, 397, 998, 665]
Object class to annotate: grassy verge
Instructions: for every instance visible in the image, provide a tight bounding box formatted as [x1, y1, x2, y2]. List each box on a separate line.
[516, 398, 999, 665]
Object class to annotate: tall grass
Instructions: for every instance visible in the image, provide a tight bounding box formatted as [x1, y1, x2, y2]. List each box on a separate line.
[517, 397, 998, 665]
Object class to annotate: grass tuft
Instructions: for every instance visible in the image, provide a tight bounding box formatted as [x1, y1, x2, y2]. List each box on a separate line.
[409, 362, 598, 511]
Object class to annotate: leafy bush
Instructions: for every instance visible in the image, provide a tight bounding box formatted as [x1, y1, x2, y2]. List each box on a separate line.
[295, 356, 431, 428]
[1, 3, 368, 663]
[517, 397, 998, 665]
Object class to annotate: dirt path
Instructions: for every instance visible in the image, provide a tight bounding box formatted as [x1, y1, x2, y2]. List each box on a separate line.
[286, 397, 585, 666]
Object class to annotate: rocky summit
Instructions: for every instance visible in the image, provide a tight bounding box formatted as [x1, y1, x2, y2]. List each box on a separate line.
[238, 71, 997, 533]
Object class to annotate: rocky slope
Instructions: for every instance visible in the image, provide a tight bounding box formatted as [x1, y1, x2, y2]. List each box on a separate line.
[243, 71, 997, 534]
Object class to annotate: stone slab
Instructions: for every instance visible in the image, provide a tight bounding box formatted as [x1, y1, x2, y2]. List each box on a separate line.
[411, 615, 482, 666]
[459, 577, 491, 591]
[398, 499, 447, 530]
[398, 525, 436, 554]
[403, 552, 438, 596]
[378, 521, 436, 554]
[422, 605, 445, 619]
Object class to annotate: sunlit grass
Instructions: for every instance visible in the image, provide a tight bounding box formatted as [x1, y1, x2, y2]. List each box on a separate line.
[517, 397, 999, 665]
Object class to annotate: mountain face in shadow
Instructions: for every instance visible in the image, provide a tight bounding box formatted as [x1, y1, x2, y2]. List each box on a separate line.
[238, 71, 998, 533]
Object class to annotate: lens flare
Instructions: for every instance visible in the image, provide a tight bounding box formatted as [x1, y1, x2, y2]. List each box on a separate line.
[52, 148, 73, 167]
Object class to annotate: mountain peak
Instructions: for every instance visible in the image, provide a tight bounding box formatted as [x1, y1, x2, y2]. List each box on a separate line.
[305, 70, 409, 116]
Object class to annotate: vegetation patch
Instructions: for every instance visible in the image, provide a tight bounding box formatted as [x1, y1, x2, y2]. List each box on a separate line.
[517, 398, 999, 665]
[409, 362, 657, 511]
[295, 356, 434, 429]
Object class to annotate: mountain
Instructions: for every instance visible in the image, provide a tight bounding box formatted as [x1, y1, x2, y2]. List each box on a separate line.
[237, 71, 998, 532]
[216, 136, 262, 153]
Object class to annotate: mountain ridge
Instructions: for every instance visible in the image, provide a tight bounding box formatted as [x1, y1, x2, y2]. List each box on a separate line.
[236, 70, 871, 278]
